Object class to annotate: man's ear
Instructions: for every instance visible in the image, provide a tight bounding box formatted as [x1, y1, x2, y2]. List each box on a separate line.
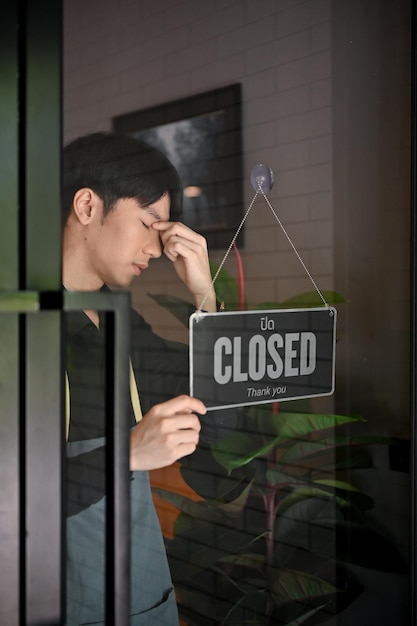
[72, 188, 102, 225]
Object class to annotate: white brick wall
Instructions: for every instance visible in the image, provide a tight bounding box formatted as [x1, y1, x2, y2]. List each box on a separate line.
[64, 0, 334, 330]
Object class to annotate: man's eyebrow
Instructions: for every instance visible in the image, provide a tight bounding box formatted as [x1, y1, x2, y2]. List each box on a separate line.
[144, 206, 162, 220]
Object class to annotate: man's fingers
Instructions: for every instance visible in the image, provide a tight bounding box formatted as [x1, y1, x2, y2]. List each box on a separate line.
[130, 395, 206, 471]
[153, 221, 207, 248]
[154, 394, 207, 418]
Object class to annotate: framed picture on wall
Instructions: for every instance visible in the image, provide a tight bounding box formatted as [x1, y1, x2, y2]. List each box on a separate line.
[113, 84, 243, 250]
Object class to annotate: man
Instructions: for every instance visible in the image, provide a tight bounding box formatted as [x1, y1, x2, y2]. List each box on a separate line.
[62, 132, 229, 624]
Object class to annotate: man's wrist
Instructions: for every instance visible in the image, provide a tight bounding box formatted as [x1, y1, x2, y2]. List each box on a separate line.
[193, 292, 216, 312]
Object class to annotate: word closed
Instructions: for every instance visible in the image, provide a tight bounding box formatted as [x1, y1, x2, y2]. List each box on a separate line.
[213, 332, 316, 384]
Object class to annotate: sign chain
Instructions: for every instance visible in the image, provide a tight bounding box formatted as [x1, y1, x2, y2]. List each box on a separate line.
[197, 190, 259, 313]
[198, 181, 331, 315]
[258, 184, 330, 312]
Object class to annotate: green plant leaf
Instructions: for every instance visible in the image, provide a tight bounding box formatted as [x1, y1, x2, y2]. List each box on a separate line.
[176, 583, 233, 624]
[222, 584, 333, 626]
[147, 293, 191, 326]
[219, 552, 265, 569]
[245, 405, 365, 438]
[270, 568, 340, 606]
[277, 434, 391, 468]
[277, 486, 349, 514]
[265, 470, 306, 489]
[222, 591, 272, 625]
[314, 478, 359, 491]
[329, 448, 375, 471]
[276, 483, 374, 515]
[209, 260, 243, 310]
[215, 481, 254, 518]
[211, 412, 365, 474]
[257, 290, 346, 310]
[167, 516, 268, 582]
[270, 412, 365, 442]
[311, 479, 375, 511]
[152, 486, 251, 526]
[283, 603, 332, 626]
[212, 430, 282, 473]
[180, 449, 249, 501]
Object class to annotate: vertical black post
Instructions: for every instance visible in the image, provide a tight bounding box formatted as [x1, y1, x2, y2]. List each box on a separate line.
[0, 1, 64, 622]
[1, 2, 132, 624]
[105, 306, 131, 626]
[0, 2, 22, 626]
[411, 0, 417, 624]
[21, 1, 63, 624]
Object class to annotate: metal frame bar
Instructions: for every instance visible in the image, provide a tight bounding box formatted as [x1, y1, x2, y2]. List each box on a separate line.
[1, 1, 132, 623]
[411, 1, 417, 623]
[0, 289, 131, 626]
[64, 290, 131, 626]
[0, 3, 20, 621]
[24, 310, 63, 625]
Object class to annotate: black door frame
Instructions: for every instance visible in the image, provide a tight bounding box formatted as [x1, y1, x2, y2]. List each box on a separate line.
[0, 3, 131, 625]
[411, 1, 417, 624]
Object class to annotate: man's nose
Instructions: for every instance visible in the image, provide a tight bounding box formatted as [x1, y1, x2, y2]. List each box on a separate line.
[143, 232, 162, 258]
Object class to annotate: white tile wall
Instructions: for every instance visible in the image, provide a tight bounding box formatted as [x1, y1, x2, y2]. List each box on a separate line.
[64, 0, 334, 329]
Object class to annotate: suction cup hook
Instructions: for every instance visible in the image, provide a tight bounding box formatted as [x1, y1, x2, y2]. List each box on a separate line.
[250, 163, 274, 194]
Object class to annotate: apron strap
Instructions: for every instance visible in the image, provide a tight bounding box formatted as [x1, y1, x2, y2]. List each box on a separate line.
[129, 358, 142, 423]
[65, 371, 71, 441]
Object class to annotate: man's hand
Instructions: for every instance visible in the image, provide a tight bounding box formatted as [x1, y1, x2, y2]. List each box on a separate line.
[129, 395, 205, 471]
[152, 221, 217, 311]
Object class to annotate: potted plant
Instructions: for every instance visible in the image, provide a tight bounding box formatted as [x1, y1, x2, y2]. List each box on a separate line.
[149, 250, 406, 625]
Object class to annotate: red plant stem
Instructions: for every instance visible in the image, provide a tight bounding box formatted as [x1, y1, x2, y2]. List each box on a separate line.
[264, 487, 277, 570]
[233, 242, 245, 311]
[263, 439, 280, 572]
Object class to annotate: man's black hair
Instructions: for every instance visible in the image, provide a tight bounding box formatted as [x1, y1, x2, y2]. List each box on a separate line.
[62, 131, 183, 224]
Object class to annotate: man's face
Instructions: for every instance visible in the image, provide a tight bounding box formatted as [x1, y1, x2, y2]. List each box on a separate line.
[87, 193, 170, 288]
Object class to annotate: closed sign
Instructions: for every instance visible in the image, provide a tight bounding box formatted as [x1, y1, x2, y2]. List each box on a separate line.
[189, 308, 336, 410]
